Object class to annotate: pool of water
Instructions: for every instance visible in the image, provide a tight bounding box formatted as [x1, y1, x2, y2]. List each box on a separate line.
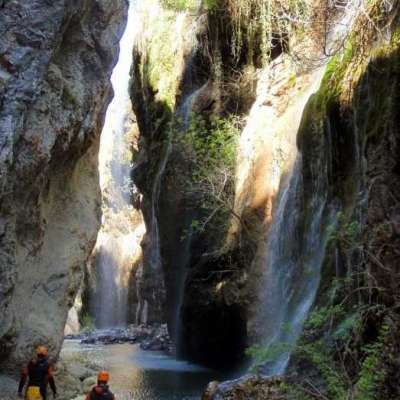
[62, 340, 230, 400]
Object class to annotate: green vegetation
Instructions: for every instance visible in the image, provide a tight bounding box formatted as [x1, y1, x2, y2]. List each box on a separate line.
[160, 0, 197, 11]
[327, 211, 360, 247]
[144, 12, 181, 109]
[246, 342, 293, 370]
[304, 304, 345, 330]
[247, 205, 392, 399]
[203, 0, 218, 10]
[177, 113, 241, 233]
[251, 304, 390, 400]
[332, 312, 362, 340]
[290, 311, 389, 400]
[315, 40, 355, 110]
[184, 114, 240, 183]
[355, 325, 389, 400]
[285, 211, 390, 399]
[159, 0, 317, 66]
[225, 0, 315, 64]
[160, 0, 217, 11]
[79, 312, 94, 331]
[315, 0, 400, 110]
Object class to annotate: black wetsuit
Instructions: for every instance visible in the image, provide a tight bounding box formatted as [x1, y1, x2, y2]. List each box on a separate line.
[86, 384, 115, 400]
[18, 357, 57, 400]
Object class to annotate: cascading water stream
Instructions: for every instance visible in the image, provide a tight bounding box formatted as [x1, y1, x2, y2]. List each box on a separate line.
[254, 5, 361, 375]
[259, 155, 336, 376]
[90, 0, 145, 328]
[170, 85, 207, 355]
[247, 65, 335, 376]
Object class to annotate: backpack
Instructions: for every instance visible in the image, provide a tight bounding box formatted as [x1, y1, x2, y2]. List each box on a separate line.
[89, 385, 115, 400]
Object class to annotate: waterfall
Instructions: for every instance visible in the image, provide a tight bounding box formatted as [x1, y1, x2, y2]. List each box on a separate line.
[258, 155, 335, 375]
[90, 0, 145, 328]
[171, 85, 205, 353]
[254, 70, 338, 375]
[252, 5, 361, 375]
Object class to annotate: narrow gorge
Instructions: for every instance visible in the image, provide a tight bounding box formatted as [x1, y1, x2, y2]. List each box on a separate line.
[0, 0, 399, 399]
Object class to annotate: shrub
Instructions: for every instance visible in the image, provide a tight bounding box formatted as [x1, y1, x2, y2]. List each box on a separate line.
[177, 113, 241, 232]
[80, 312, 95, 331]
[355, 324, 389, 400]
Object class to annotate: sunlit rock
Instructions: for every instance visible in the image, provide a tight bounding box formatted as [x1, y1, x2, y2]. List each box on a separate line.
[86, 0, 146, 329]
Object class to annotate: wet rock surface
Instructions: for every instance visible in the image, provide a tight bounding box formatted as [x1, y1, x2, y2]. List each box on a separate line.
[0, 374, 18, 400]
[66, 324, 172, 353]
[202, 375, 286, 400]
[56, 344, 104, 400]
[0, 0, 127, 371]
[0, 355, 99, 400]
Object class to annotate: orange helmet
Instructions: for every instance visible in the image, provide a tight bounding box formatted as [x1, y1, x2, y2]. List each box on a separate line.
[97, 370, 110, 382]
[36, 346, 48, 356]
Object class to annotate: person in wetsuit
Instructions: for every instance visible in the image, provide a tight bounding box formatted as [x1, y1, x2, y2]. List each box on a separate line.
[18, 346, 57, 400]
[86, 371, 115, 400]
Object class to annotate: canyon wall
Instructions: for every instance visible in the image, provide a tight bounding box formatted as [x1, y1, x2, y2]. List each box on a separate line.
[131, 7, 399, 398]
[0, 0, 127, 370]
[1, 1, 397, 398]
[283, 22, 400, 398]
[204, 4, 400, 399]
[129, 0, 330, 367]
[130, 3, 202, 329]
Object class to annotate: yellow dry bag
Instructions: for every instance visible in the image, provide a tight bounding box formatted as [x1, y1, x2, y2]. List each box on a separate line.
[26, 386, 42, 400]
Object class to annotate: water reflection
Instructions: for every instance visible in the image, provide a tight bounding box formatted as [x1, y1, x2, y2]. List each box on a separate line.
[62, 341, 229, 400]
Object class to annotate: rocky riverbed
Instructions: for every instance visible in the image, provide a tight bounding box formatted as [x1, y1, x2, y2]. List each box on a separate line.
[59, 340, 225, 400]
[0, 325, 173, 400]
[67, 324, 172, 353]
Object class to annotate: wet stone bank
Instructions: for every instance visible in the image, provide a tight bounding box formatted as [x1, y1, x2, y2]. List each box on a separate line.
[67, 324, 172, 353]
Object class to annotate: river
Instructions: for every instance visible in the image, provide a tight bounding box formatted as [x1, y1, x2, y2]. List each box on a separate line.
[62, 340, 229, 400]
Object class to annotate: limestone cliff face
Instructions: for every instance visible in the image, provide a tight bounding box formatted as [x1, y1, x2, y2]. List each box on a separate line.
[204, 9, 400, 398]
[0, 0, 127, 370]
[130, 0, 398, 381]
[130, 3, 202, 327]
[179, 57, 326, 367]
[287, 27, 400, 397]
[129, 0, 323, 367]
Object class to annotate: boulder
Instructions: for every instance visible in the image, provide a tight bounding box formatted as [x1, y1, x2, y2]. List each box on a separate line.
[202, 375, 286, 400]
[82, 376, 97, 394]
